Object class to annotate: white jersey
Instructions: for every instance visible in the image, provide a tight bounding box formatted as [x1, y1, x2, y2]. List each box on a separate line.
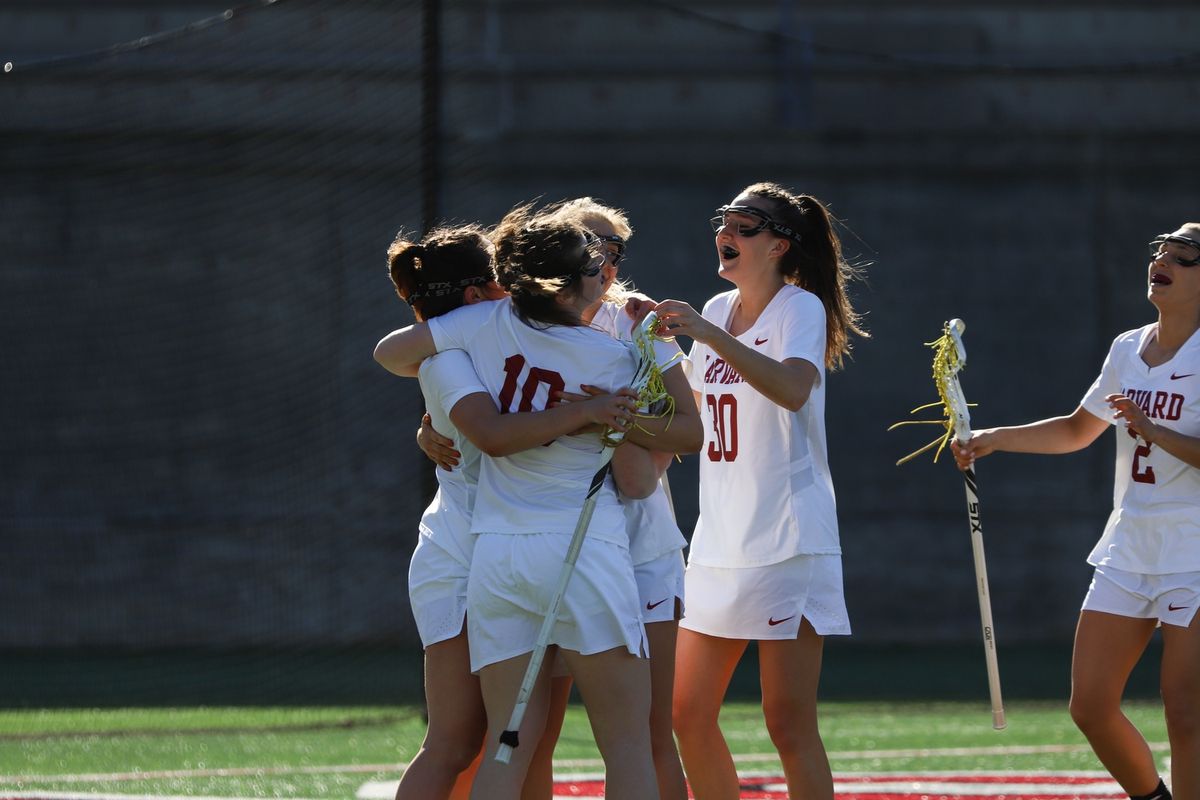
[428, 298, 639, 546]
[1080, 323, 1200, 574]
[686, 285, 840, 567]
[591, 301, 689, 565]
[414, 350, 488, 569]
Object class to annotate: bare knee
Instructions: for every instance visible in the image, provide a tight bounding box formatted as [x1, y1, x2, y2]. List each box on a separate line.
[762, 698, 817, 756]
[672, 696, 718, 740]
[1068, 691, 1116, 735]
[1162, 686, 1200, 742]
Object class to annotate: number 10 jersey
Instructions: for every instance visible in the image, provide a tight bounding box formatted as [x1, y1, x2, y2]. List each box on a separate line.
[428, 298, 638, 546]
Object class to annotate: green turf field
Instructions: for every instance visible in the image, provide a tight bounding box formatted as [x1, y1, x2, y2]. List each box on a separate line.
[0, 700, 1170, 798]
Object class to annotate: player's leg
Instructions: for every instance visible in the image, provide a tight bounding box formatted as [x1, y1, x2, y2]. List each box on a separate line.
[759, 618, 833, 800]
[672, 628, 747, 800]
[469, 650, 556, 800]
[520, 674, 573, 800]
[1160, 606, 1200, 800]
[1070, 610, 1160, 795]
[645, 614, 688, 800]
[560, 645, 659, 799]
[395, 629, 486, 800]
[446, 750, 481, 800]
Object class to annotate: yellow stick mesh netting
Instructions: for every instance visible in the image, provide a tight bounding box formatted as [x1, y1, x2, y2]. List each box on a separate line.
[887, 321, 975, 466]
[600, 314, 683, 449]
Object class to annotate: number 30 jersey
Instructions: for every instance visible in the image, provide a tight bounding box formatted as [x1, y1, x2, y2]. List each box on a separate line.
[428, 298, 638, 546]
[686, 285, 841, 568]
[1080, 323, 1200, 574]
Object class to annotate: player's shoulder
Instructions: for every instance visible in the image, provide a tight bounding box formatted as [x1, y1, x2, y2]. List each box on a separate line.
[435, 297, 508, 328]
[419, 348, 474, 380]
[701, 289, 738, 317]
[775, 284, 824, 315]
[590, 301, 625, 338]
[1108, 323, 1155, 353]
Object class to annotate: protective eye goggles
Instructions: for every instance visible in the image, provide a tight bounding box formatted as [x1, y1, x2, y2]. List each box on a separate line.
[597, 234, 627, 267]
[1148, 234, 1200, 268]
[578, 234, 608, 278]
[709, 205, 803, 244]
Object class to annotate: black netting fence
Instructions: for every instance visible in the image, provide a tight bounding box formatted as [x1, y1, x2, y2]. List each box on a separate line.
[3, 1, 1198, 705]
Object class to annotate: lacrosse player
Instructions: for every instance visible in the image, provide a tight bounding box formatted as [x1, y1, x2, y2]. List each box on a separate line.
[377, 205, 700, 800]
[641, 182, 868, 800]
[380, 223, 652, 800]
[416, 198, 695, 800]
[953, 223, 1200, 800]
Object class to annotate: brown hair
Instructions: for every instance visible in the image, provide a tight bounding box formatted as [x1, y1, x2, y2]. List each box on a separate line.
[741, 182, 869, 370]
[491, 203, 595, 328]
[543, 197, 636, 304]
[386, 224, 495, 322]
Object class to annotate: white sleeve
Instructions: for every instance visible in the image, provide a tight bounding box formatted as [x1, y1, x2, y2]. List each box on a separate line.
[778, 291, 826, 382]
[420, 350, 488, 414]
[1079, 337, 1123, 424]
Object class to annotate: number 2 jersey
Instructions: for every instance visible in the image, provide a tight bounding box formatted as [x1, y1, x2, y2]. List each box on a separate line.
[428, 297, 639, 546]
[1080, 323, 1200, 574]
[685, 284, 841, 568]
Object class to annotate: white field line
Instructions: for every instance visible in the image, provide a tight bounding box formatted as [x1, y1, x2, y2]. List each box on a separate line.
[0, 741, 1169, 784]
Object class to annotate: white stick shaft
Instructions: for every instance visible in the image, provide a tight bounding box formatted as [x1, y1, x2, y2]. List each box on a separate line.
[962, 465, 1006, 731]
[495, 458, 609, 764]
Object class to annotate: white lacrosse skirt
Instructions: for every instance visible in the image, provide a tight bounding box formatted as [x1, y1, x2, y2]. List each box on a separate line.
[1082, 564, 1200, 628]
[466, 532, 648, 673]
[408, 536, 470, 648]
[680, 554, 850, 640]
[636, 549, 686, 624]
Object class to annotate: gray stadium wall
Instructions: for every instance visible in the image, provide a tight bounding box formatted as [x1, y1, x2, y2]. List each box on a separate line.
[2, 0, 1198, 651]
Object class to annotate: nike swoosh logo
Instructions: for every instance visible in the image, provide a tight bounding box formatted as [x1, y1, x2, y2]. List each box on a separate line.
[1170, 372, 1195, 380]
[754, 337, 768, 345]
[767, 614, 795, 626]
[646, 598, 668, 611]
[1168, 603, 1190, 612]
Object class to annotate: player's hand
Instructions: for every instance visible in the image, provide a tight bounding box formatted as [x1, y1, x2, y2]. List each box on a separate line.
[416, 413, 460, 470]
[951, 431, 997, 471]
[653, 299, 720, 344]
[556, 384, 640, 433]
[621, 292, 652, 319]
[1106, 393, 1158, 443]
[624, 295, 658, 324]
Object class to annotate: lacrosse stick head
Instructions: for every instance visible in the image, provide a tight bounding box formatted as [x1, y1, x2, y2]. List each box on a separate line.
[600, 310, 673, 448]
[937, 319, 972, 444]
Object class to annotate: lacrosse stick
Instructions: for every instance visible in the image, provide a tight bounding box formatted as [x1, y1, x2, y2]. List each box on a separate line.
[888, 319, 1006, 731]
[496, 311, 674, 764]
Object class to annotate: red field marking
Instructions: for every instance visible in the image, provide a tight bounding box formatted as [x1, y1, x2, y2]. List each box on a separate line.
[550, 772, 1128, 799]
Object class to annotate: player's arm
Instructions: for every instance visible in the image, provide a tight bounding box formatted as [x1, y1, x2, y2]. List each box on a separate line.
[952, 405, 1109, 468]
[652, 299, 816, 412]
[610, 443, 666, 500]
[1107, 393, 1200, 469]
[448, 389, 639, 458]
[374, 323, 437, 376]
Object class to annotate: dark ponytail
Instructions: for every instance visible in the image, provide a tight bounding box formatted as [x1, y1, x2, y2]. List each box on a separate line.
[742, 182, 869, 370]
[386, 224, 495, 321]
